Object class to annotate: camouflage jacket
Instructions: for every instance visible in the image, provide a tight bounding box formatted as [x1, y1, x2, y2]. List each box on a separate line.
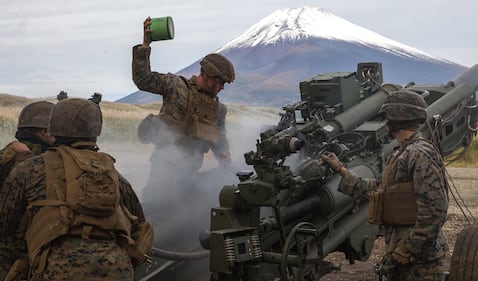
[0, 147, 146, 279]
[0, 141, 38, 279]
[131, 44, 230, 161]
[339, 133, 449, 262]
[0, 141, 37, 186]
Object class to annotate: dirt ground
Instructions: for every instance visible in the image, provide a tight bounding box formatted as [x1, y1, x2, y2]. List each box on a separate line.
[320, 167, 478, 281]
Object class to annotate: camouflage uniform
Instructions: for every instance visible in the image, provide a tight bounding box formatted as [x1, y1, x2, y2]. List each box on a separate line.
[132, 45, 230, 206]
[339, 133, 449, 281]
[0, 141, 34, 187]
[0, 101, 54, 279]
[0, 99, 54, 185]
[0, 151, 145, 281]
[0, 98, 150, 281]
[0, 142, 32, 279]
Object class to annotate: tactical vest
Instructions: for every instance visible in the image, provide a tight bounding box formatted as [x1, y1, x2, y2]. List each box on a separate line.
[24, 144, 139, 276]
[368, 136, 449, 225]
[368, 138, 419, 225]
[161, 77, 221, 145]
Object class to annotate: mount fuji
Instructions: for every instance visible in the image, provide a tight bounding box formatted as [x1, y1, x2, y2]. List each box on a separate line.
[118, 6, 466, 106]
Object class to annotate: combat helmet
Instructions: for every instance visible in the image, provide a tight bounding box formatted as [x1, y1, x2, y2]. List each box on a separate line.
[378, 90, 427, 123]
[48, 98, 102, 138]
[17, 101, 55, 129]
[200, 53, 235, 83]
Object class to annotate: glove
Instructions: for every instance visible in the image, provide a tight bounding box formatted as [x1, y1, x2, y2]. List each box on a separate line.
[391, 241, 412, 265]
[321, 152, 343, 172]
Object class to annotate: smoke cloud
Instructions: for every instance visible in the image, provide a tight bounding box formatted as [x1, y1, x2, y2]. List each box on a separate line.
[101, 107, 279, 279]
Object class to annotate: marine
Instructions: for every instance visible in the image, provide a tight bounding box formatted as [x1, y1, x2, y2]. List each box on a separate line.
[322, 90, 449, 281]
[0, 97, 153, 281]
[0, 100, 55, 185]
[131, 17, 236, 250]
[0, 100, 55, 279]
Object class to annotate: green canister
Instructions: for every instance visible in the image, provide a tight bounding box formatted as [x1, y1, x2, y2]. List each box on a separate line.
[148, 16, 175, 41]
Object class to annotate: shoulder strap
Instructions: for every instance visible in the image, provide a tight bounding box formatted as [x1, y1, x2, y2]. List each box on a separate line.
[42, 149, 66, 201]
[383, 136, 418, 188]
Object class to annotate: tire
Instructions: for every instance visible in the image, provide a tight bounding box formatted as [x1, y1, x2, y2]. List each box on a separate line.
[450, 224, 478, 281]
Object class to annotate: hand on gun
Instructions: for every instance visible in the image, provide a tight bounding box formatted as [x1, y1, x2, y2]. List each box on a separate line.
[321, 152, 345, 174]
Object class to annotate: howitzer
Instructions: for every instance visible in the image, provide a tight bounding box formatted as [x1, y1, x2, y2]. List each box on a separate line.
[203, 62, 478, 281]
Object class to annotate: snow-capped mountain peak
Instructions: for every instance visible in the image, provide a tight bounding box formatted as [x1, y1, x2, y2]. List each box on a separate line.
[119, 6, 465, 106]
[218, 6, 442, 62]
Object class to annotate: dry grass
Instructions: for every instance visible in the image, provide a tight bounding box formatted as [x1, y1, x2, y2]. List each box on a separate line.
[0, 93, 476, 167]
[448, 136, 478, 167]
[0, 94, 35, 143]
[0, 93, 36, 107]
[0, 94, 280, 145]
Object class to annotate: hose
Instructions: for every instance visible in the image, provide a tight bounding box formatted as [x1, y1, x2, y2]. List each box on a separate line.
[152, 247, 210, 260]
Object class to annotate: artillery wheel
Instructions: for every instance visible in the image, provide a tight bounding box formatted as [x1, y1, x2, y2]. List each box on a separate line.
[280, 222, 320, 281]
[450, 224, 478, 281]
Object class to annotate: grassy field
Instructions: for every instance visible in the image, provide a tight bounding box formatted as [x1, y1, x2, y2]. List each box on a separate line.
[0, 93, 476, 167]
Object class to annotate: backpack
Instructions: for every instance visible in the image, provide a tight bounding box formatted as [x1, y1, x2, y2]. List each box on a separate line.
[56, 145, 120, 217]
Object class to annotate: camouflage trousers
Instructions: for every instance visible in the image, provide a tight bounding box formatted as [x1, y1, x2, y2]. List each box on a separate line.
[382, 255, 446, 281]
[39, 236, 133, 281]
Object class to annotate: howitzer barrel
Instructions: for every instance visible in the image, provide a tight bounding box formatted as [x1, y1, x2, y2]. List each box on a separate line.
[274, 174, 355, 226]
[424, 84, 473, 127]
[427, 64, 478, 122]
[421, 66, 478, 155]
[312, 165, 377, 259]
[321, 203, 369, 255]
[280, 197, 321, 225]
[453, 64, 478, 90]
[332, 64, 478, 135]
[331, 84, 401, 133]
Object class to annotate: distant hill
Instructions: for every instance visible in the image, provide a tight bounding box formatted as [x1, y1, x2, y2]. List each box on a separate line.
[117, 6, 467, 107]
[0, 93, 280, 147]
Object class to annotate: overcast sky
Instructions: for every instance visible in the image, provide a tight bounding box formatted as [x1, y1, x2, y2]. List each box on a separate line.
[1, 0, 477, 101]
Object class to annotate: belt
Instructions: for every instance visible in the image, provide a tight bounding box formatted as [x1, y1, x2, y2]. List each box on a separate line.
[68, 225, 116, 240]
